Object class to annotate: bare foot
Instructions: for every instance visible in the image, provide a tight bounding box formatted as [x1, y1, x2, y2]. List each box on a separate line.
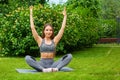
[42, 68, 52, 72]
[52, 68, 58, 72]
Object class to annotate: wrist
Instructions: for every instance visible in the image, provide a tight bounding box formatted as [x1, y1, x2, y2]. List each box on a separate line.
[30, 10, 32, 12]
[64, 15, 67, 17]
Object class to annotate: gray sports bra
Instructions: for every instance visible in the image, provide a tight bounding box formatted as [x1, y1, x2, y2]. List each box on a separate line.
[40, 39, 56, 53]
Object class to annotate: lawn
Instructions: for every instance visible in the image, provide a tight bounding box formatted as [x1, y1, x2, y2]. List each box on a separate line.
[0, 44, 120, 80]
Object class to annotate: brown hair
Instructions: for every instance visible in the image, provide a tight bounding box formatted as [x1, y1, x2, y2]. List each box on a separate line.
[42, 23, 54, 39]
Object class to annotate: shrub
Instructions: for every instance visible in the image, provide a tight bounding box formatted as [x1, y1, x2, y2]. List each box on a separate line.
[0, 3, 101, 56]
[98, 19, 117, 38]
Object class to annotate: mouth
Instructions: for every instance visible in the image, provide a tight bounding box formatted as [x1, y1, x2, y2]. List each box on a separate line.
[46, 34, 52, 36]
[48, 33, 51, 35]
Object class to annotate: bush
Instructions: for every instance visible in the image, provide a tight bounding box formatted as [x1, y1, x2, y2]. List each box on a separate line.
[0, 3, 101, 56]
[98, 19, 117, 38]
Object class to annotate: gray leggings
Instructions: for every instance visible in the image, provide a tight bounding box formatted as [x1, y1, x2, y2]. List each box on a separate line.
[25, 54, 72, 72]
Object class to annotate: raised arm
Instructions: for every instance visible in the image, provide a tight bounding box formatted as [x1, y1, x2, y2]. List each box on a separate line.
[54, 7, 67, 45]
[30, 6, 42, 46]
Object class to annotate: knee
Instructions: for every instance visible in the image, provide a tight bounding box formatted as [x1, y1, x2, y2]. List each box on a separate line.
[25, 55, 30, 60]
[25, 55, 29, 61]
[67, 53, 73, 60]
[25, 55, 33, 62]
[25, 55, 36, 61]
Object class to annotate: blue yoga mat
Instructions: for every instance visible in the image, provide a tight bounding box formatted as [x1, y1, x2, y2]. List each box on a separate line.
[16, 67, 73, 73]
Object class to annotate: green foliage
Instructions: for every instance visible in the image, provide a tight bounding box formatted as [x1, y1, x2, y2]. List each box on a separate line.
[99, 0, 120, 38]
[101, 0, 120, 19]
[0, 7, 32, 56]
[99, 19, 117, 38]
[0, 0, 101, 56]
[66, 0, 101, 48]
[0, 0, 8, 4]
[67, 0, 101, 18]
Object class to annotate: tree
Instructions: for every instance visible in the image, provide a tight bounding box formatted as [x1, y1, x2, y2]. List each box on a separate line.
[66, 0, 101, 17]
[101, 0, 120, 19]
[29, 0, 49, 6]
[0, 0, 8, 4]
[99, 0, 120, 38]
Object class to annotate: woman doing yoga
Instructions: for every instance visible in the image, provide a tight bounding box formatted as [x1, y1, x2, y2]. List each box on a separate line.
[25, 6, 72, 72]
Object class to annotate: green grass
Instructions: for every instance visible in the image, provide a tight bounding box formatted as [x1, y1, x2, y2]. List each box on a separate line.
[0, 44, 120, 80]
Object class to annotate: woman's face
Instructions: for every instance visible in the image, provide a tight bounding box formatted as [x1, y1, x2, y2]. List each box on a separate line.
[44, 26, 53, 38]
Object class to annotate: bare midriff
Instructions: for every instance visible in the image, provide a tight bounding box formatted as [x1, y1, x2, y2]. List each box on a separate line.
[41, 52, 55, 59]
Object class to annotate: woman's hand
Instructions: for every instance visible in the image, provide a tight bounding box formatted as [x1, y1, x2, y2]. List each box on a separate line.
[30, 6, 33, 12]
[62, 7, 67, 16]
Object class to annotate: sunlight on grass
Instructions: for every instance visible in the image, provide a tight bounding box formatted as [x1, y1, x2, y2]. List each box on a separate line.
[0, 44, 120, 80]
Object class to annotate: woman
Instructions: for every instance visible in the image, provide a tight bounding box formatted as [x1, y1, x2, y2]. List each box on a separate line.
[25, 6, 72, 72]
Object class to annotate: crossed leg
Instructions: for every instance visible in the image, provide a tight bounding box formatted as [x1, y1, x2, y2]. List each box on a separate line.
[25, 55, 44, 72]
[51, 54, 72, 71]
[25, 54, 72, 72]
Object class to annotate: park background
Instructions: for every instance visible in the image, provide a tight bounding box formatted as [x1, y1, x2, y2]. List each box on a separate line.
[0, 0, 120, 56]
[0, 0, 120, 80]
